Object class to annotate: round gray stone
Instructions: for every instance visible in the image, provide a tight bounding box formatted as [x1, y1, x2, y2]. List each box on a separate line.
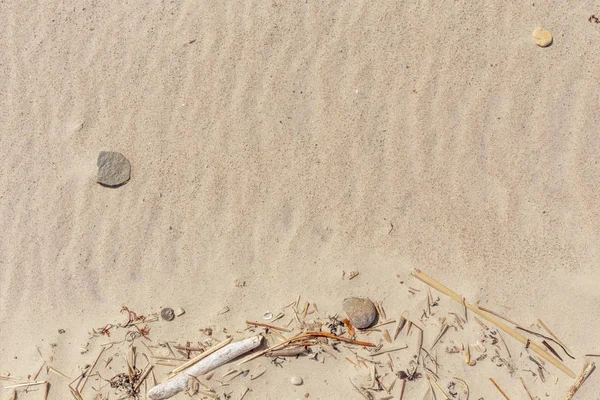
[97, 151, 131, 187]
[343, 297, 377, 329]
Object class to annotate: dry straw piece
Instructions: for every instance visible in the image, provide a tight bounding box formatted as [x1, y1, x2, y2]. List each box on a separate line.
[411, 269, 576, 378]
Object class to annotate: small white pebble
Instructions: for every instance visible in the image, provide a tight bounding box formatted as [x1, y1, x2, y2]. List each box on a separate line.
[290, 376, 303, 386]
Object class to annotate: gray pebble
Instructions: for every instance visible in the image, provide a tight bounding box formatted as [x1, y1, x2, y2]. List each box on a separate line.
[161, 307, 175, 321]
[97, 151, 131, 187]
[290, 376, 303, 386]
[342, 297, 377, 329]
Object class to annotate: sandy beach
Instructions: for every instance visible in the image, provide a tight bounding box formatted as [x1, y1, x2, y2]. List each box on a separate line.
[1, 1, 600, 398]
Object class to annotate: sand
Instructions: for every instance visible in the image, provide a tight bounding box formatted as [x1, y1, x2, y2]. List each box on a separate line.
[1, 0, 599, 398]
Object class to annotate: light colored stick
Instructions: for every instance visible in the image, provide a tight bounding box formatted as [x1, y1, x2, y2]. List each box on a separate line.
[411, 269, 575, 378]
[148, 336, 262, 400]
[169, 337, 233, 375]
[565, 363, 595, 400]
[4, 381, 47, 389]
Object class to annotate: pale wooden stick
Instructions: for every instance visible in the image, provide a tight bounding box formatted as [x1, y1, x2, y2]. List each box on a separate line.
[148, 336, 261, 400]
[169, 337, 233, 375]
[565, 363, 595, 400]
[412, 269, 576, 378]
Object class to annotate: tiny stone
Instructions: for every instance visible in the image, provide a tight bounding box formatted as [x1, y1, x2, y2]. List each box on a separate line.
[97, 151, 131, 187]
[290, 376, 303, 386]
[58, 329, 66, 334]
[343, 297, 377, 329]
[532, 27, 552, 47]
[161, 307, 175, 321]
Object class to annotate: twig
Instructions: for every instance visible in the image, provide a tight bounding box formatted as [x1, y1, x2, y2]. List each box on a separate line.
[428, 375, 449, 399]
[430, 324, 449, 351]
[398, 378, 406, 400]
[478, 306, 519, 326]
[538, 319, 571, 352]
[4, 381, 47, 389]
[80, 347, 106, 392]
[170, 337, 233, 375]
[237, 331, 375, 366]
[519, 377, 534, 400]
[369, 345, 408, 356]
[246, 321, 291, 332]
[149, 336, 261, 400]
[542, 340, 563, 362]
[489, 378, 510, 399]
[411, 269, 576, 378]
[565, 363, 595, 400]
[516, 326, 575, 359]
[133, 365, 154, 392]
[48, 367, 72, 381]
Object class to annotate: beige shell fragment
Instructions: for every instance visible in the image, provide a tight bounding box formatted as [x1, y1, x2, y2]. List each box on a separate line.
[532, 27, 552, 47]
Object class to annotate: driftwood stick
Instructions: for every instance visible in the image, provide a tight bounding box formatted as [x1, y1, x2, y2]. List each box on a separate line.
[148, 336, 262, 400]
[565, 363, 595, 400]
[411, 269, 575, 378]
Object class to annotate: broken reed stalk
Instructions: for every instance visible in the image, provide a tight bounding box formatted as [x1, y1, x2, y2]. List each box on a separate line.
[4, 381, 47, 389]
[489, 378, 511, 399]
[246, 321, 291, 332]
[411, 269, 576, 378]
[428, 375, 450, 399]
[170, 337, 233, 376]
[565, 363, 595, 400]
[80, 346, 105, 393]
[477, 306, 519, 326]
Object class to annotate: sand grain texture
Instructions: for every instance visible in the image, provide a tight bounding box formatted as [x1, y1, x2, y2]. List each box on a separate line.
[1, 0, 600, 398]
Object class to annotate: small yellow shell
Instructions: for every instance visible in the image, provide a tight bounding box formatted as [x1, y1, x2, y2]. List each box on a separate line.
[532, 27, 552, 47]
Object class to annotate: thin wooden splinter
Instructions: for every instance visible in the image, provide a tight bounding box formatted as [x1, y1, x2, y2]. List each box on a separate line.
[489, 378, 511, 399]
[411, 269, 575, 378]
[519, 377, 534, 400]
